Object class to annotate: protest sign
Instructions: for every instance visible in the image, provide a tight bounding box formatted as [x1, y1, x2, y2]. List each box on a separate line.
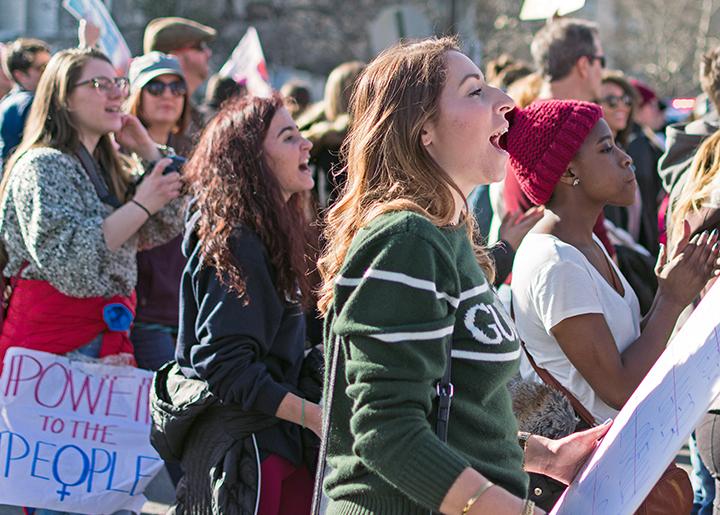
[219, 27, 273, 97]
[62, 0, 132, 73]
[519, 0, 586, 20]
[0, 348, 162, 514]
[552, 280, 720, 514]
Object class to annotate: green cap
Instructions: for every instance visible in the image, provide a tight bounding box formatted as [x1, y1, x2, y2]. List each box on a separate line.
[129, 52, 184, 94]
[143, 17, 216, 54]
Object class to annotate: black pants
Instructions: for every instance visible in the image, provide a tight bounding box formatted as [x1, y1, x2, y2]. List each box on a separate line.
[696, 412, 720, 514]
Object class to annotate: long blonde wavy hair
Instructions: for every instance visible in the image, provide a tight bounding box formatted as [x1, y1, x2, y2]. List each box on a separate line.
[670, 130, 720, 249]
[317, 37, 495, 315]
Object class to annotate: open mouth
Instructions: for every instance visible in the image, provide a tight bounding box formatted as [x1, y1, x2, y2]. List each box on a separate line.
[490, 125, 509, 151]
[105, 106, 121, 114]
[299, 160, 311, 174]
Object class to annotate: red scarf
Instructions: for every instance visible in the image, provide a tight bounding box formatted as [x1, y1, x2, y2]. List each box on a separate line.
[0, 279, 136, 369]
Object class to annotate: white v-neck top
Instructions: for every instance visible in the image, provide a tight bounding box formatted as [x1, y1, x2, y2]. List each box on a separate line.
[511, 233, 641, 423]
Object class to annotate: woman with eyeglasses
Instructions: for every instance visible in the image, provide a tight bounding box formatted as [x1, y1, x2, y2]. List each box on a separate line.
[0, 48, 183, 380]
[122, 52, 192, 374]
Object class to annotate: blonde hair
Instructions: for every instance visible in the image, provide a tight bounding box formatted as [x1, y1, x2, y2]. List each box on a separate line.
[507, 71, 542, 108]
[317, 37, 495, 315]
[2, 48, 132, 200]
[670, 130, 720, 248]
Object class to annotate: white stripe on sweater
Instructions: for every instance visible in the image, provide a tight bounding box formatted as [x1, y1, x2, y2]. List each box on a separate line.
[458, 283, 490, 302]
[451, 348, 521, 362]
[336, 269, 461, 307]
[369, 325, 455, 342]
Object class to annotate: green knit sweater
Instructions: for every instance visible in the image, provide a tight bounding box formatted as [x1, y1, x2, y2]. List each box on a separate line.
[323, 211, 528, 514]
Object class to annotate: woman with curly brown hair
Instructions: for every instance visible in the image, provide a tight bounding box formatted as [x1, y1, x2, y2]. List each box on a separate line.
[151, 94, 321, 515]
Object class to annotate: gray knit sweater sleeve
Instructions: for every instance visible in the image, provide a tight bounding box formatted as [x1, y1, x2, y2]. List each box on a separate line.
[137, 195, 186, 251]
[0, 147, 182, 298]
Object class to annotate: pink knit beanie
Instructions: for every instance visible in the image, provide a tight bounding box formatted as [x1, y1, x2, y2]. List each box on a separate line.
[505, 99, 603, 205]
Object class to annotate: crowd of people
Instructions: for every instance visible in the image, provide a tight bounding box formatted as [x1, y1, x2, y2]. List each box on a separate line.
[0, 10, 719, 515]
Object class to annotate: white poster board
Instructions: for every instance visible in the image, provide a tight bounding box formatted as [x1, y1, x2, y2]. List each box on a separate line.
[63, 0, 132, 74]
[0, 348, 162, 514]
[552, 280, 720, 514]
[519, 0, 586, 20]
[219, 27, 273, 97]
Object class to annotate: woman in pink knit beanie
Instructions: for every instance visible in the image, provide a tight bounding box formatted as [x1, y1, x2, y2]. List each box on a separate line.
[507, 99, 719, 508]
[507, 97, 720, 416]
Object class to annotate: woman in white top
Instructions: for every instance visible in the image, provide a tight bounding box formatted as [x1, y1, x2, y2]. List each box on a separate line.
[506, 99, 720, 423]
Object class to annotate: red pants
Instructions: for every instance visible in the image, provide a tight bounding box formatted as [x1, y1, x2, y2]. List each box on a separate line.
[258, 454, 313, 515]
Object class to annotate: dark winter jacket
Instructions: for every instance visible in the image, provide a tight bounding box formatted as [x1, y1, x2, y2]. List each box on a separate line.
[0, 87, 33, 163]
[150, 361, 276, 515]
[150, 204, 322, 512]
[626, 124, 663, 256]
[175, 209, 311, 466]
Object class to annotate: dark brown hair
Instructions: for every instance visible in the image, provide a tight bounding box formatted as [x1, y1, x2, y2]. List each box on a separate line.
[601, 70, 639, 147]
[184, 94, 310, 306]
[531, 18, 599, 82]
[3, 38, 50, 82]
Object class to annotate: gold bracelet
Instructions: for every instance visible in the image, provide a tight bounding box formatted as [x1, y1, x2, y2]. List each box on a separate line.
[522, 498, 535, 515]
[461, 480, 494, 514]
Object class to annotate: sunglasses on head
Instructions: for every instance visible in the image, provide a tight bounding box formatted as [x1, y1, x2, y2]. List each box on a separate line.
[601, 94, 633, 108]
[144, 79, 187, 97]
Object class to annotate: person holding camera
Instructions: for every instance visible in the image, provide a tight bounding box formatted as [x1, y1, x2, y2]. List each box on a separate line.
[0, 47, 183, 372]
[123, 52, 192, 372]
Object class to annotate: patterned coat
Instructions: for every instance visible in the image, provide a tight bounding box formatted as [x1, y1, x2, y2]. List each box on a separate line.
[0, 146, 184, 298]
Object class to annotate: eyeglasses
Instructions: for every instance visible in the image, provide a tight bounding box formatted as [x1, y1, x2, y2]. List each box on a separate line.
[144, 79, 187, 97]
[586, 55, 607, 68]
[75, 76, 129, 96]
[601, 94, 633, 108]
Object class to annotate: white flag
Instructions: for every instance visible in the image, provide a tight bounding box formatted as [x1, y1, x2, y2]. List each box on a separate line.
[219, 27, 273, 97]
[519, 0, 586, 21]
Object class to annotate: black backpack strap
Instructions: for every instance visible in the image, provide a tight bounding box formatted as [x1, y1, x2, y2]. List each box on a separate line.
[435, 340, 454, 442]
[311, 330, 453, 515]
[311, 333, 340, 515]
[74, 145, 122, 208]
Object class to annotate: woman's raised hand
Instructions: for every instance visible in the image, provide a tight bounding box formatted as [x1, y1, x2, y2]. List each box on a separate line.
[656, 221, 720, 309]
[498, 206, 544, 251]
[133, 159, 183, 215]
[78, 18, 101, 49]
[115, 115, 161, 161]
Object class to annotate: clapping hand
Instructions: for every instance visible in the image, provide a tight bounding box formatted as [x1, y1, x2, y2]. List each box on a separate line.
[656, 221, 720, 309]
